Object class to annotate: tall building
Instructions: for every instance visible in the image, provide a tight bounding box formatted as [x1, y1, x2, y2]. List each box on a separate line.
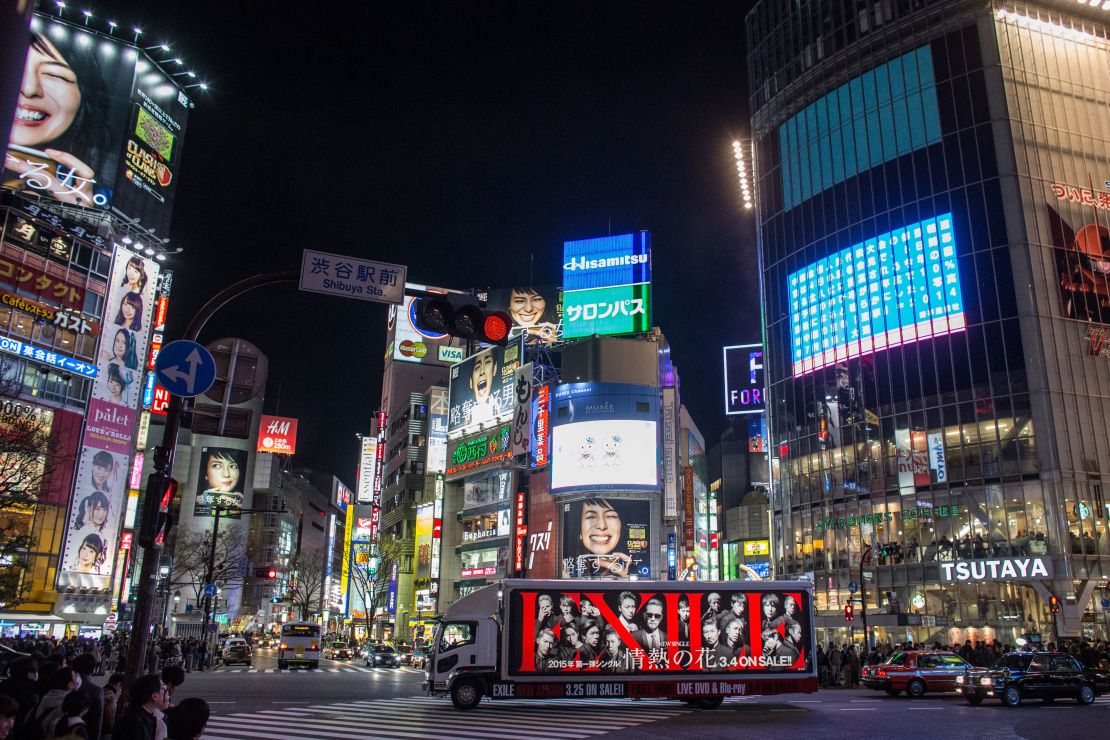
[747, 0, 1110, 644]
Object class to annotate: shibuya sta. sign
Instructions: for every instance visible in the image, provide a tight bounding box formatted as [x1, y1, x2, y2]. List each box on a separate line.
[939, 557, 1052, 583]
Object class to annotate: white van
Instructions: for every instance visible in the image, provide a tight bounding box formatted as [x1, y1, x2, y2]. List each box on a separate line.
[278, 621, 321, 669]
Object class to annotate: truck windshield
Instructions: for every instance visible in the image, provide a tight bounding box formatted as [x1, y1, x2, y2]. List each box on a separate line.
[439, 622, 474, 653]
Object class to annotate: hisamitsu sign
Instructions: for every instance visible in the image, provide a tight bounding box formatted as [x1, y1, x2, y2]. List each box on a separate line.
[300, 250, 406, 305]
[939, 557, 1052, 584]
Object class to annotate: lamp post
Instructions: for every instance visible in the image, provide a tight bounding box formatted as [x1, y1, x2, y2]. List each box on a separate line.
[158, 564, 171, 636]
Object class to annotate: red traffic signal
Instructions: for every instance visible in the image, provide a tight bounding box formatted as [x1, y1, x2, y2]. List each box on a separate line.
[411, 297, 512, 346]
[267, 568, 277, 579]
[844, 604, 854, 621]
[1048, 595, 1060, 614]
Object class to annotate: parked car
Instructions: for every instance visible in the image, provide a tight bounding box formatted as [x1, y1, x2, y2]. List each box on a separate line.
[861, 650, 971, 697]
[221, 638, 252, 666]
[958, 651, 1110, 706]
[366, 644, 401, 668]
[323, 642, 353, 660]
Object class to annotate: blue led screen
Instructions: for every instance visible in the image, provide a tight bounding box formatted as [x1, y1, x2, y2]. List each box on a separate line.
[788, 213, 965, 376]
[562, 232, 651, 292]
[778, 45, 941, 211]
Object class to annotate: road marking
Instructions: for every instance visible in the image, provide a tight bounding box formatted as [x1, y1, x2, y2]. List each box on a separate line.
[328, 668, 340, 673]
[840, 708, 877, 711]
[248, 669, 258, 673]
[787, 700, 821, 703]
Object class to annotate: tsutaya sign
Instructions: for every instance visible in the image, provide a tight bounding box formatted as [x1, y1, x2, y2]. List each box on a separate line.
[939, 557, 1052, 584]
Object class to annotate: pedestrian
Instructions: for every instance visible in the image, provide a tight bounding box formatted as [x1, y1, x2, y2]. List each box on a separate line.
[51, 692, 90, 739]
[111, 675, 165, 740]
[847, 645, 860, 687]
[828, 644, 843, 687]
[71, 655, 102, 740]
[101, 675, 123, 740]
[159, 668, 185, 706]
[0, 657, 40, 737]
[0, 696, 19, 740]
[33, 667, 80, 739]
[163, 699, 208, 740]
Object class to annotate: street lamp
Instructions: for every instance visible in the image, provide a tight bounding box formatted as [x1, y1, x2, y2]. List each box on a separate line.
[173, 591, 181, 610]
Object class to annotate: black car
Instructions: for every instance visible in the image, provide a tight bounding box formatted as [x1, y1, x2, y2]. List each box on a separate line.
[367, 645, 400, 668]
[957, 651, 1110, 707]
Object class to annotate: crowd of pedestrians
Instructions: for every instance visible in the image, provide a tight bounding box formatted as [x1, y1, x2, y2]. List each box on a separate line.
[0, 634, 210, 740]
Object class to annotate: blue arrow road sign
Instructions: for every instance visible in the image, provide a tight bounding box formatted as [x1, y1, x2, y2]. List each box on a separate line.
[203, 583, 217, 598]
[848, 581, 859, 593]
[155, 340, 216, 398]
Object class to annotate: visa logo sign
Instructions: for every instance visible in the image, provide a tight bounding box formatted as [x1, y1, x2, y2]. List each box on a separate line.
[438, 346, 464, 363]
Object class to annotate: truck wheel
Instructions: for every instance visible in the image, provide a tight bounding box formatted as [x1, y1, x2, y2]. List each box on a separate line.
[906, 679, 926, 698]
[451, 678, 483, 710]
[694, 697, 724, 710]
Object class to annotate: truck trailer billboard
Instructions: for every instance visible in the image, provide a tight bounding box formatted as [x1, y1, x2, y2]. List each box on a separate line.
[506, 583, 812, 678]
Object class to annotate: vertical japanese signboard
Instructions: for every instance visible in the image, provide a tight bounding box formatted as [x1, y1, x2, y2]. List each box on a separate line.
[662, 387, 678, 520]
[58, 247, 158, 592]
[511, 363, 532, 458]
[356, 436, 377, 504]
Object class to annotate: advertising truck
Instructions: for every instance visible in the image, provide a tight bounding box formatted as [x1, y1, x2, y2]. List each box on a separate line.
[423, 579, 817, 710]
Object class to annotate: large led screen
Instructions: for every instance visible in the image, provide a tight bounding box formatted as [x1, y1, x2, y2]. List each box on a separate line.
[788, 213, 965, 376]
[551, 419, 658, 492]
[447, 343, 522, 435]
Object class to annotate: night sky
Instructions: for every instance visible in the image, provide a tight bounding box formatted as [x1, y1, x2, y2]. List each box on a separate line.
[88, 1, 761, 482]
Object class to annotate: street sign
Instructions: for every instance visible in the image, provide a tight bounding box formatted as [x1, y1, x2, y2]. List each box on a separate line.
[1102, 598, 1110, 610]
[202, 583, 217, 598]
[155, 340, 216, 398]
[848, 581, 858, 594]
[863, 570, 874, 580]
[299, 250, 407, 305]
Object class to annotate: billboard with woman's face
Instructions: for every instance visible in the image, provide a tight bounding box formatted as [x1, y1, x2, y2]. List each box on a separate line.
[561, 497, 651, 580]
[3, 15, 190, 240]
[194, 446, 248, 519]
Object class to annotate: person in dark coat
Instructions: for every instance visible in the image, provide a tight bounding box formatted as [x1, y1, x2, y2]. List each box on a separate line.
[111, 675, 165, 740]
[70, 655, 102, 740]
[0, 658, 39, 738]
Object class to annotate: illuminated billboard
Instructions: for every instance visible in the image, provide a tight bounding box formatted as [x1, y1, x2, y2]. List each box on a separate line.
[193, 446, 247, 519]
[551, 419, 658, 492]
[256, 415, 298, 455]
[486, 286, 562, 346]
[506, 584, 812, 676]
[4, 15, 192, 240]
[562, 232, 652, 338]
[447, 343, 522, 436]
[723, 344, 765, 416]
[788, 213, 965, 376]
[389, 295, 467, 365]
[561, 497, 651, 579]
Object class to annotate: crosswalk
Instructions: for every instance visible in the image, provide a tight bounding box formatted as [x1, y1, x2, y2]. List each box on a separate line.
[209, 666, 424, 674]
[202, 695, 694, 739]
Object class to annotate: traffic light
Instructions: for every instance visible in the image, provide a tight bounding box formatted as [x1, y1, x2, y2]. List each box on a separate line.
[139, 474, 178, 548]
[1049, 595, 1060, 614]
[255, 567, 278, 579]
[844, 604, 854, 621]
[410, 296, 512, 346]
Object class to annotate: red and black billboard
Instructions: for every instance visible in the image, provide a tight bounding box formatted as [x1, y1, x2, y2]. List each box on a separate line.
[505, 584, 812, 678]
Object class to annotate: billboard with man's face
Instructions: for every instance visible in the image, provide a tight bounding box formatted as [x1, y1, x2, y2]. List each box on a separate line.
[561, 497, 651, 580]
[3, 15, 191, 240]
[486, 286, 562, 346]
[447, 343, 522, 435]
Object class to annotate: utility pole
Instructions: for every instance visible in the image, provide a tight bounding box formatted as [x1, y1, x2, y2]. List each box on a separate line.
[859, 544, 873, 650]
[123, 271, 298, 690]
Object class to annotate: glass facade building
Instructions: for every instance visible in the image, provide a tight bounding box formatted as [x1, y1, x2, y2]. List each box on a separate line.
[748, 0, 1110, 645]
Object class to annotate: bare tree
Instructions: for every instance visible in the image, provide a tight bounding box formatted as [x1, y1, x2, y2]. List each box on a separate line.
[0, 377, 66, 608]
[347, 536, 406, 639]
[169, 528, 247, 605]
[287, 547, 327, 621]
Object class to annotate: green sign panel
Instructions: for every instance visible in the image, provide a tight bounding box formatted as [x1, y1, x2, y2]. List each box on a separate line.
[562, 283, 651, 339]
[815, 504, 962, 532]
[445, 422, 512, 480]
